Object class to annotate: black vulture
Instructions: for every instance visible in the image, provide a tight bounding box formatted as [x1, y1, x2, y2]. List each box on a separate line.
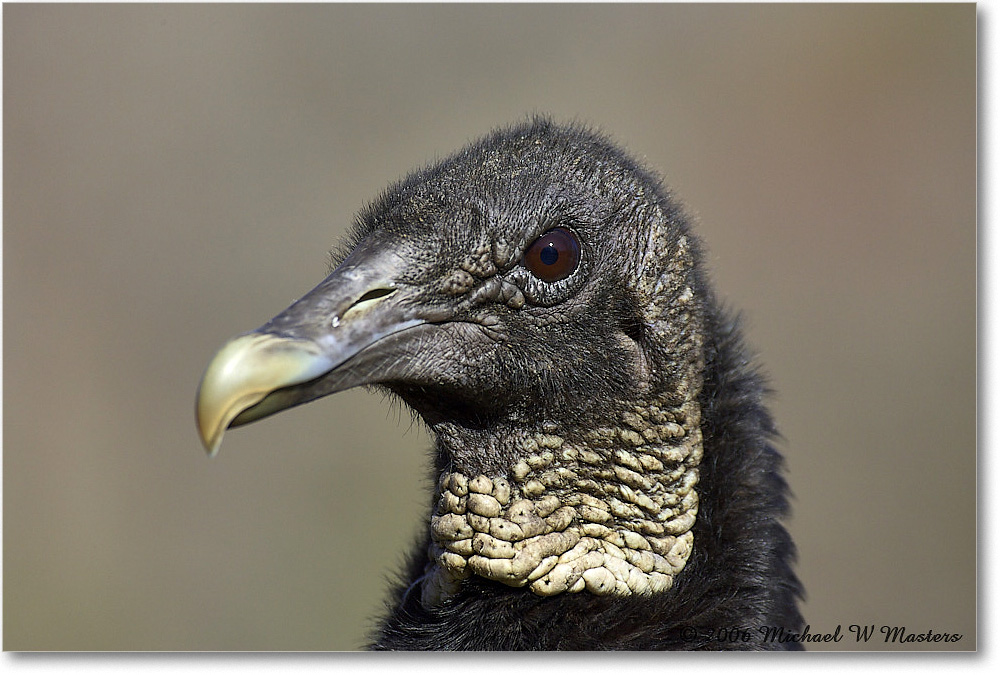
[196, 118, 803, 650]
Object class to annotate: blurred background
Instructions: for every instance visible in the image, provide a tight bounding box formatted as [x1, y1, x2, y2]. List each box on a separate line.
[3, 4, 974, 651]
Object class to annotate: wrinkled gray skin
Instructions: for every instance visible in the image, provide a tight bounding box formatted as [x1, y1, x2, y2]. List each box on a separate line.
[196, 118, 802, 650]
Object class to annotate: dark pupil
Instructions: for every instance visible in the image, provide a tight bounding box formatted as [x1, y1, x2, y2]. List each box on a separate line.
[523, 227, 581, 282]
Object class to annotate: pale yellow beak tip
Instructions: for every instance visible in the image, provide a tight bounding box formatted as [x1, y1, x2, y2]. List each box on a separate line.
[195, 334, 266, 457]
[195, 332, 335, 457]
[196, 401, 226, 458]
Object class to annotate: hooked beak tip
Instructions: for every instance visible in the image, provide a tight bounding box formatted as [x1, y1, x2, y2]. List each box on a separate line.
[195, 333, 335, 456]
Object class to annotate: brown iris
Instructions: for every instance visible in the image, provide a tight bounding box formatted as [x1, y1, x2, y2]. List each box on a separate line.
[523, 228, 581, 282]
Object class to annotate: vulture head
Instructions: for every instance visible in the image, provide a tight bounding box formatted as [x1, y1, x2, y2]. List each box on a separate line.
[196, 119, 802, 650]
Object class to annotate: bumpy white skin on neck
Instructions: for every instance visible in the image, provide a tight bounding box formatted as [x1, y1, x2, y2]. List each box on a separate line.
[422, 397, 703, 605]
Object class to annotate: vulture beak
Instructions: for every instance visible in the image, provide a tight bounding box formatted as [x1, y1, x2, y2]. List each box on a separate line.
[195, 242, 428, 457]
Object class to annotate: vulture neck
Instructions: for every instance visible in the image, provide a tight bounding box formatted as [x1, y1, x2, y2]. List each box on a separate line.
[419, 376, 705, 606]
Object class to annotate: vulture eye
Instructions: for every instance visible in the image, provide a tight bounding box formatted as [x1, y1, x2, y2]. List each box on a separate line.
[523, 228, 581, 282]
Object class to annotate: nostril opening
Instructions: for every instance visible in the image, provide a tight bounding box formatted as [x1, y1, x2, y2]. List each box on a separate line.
[356, 287, 395, 304]
[340, 287, 397, 321]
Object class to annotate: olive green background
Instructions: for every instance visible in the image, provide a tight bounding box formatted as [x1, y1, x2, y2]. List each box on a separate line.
[3, 4, 975, 650]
